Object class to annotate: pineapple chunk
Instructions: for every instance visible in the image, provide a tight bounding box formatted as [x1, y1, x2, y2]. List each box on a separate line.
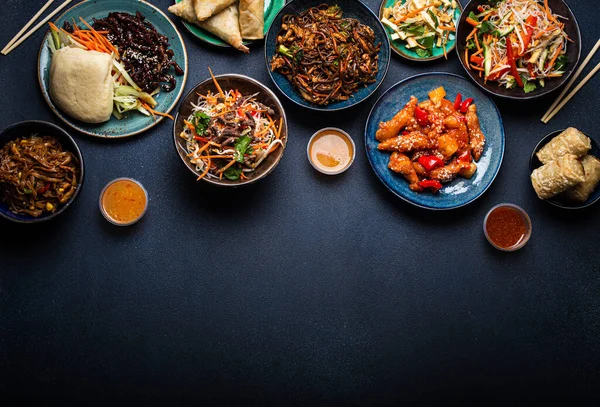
[428, 86, 446, 105]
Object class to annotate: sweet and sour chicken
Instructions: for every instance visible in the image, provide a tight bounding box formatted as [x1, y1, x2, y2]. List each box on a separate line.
[376, 87, 486, 193]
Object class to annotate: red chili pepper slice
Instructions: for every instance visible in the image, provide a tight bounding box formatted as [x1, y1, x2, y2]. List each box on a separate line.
[37, 183, 51, 194]
[402, 131, 410, 136]
[415, 106, 429, 127]
[418, 179, 443, 193]
[460, 98, 474, 114]
[457, 115, 467, 123]
[453, 93, 462, 111]
[418, 155, 445, 171]
[506, 40, 524, 88]
[194, 136, 210, 143]
[469, 55, 485, 66]
[520, 16, 538, 56]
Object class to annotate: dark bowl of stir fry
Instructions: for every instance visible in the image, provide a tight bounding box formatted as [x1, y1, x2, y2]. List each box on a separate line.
[173, 73, 288, 187]
[456, 0, 580, 99]
[265, 0, 391, 111]
[0, 121, 84, 224]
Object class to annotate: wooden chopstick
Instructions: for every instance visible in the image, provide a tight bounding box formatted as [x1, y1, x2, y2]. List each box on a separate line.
[542, 61, 600, 123]
[541, 38, 600, 122]
[1, 0, 73, 56]
[1, 0, 55, 54]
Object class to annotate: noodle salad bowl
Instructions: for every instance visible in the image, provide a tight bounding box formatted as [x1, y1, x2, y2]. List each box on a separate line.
[173, 74, 288, 187]
[456, 0, 581, 100]
[0, 121, 85, 224]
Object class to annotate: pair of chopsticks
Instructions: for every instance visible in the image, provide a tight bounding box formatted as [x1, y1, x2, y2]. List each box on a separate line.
[1, 0, 73, 56]
[541, 38, 600, 124]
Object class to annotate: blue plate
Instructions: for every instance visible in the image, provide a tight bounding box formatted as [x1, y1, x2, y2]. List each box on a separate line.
[365, 73, 505, 210]
[264, 0, 391, 111]
[37, 0, 188, 138]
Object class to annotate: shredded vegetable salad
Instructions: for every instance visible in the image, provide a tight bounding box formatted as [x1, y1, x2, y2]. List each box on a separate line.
[179, 71, 285, 182]
[382, 0, 459, 59]
[48, 15, 181, 120]
[464, 0, 569, 93]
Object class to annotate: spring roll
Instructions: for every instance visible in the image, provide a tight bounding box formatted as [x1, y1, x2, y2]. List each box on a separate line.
[198, 5, 250, 53]
[531, 154, 585, 200]
[169, 1, 249, 53]
[536, 127, 591, 164]
[239, 0, 264, 40]
[168, 0, 199, 24]
[193, 0, 237, 21]
[563, 155, 600, 203]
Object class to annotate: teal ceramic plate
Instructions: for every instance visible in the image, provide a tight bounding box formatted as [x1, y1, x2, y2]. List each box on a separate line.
[175, 0, 285, 48]
[378, 0, 462, 61]
[365, 73, 505, 210]
[38, 0, 188, 138]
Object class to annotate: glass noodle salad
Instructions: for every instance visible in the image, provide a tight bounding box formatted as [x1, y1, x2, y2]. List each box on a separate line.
[381, 0, 459, 59]
[464, 0, 569, 93]
[180, 71, 285, 181]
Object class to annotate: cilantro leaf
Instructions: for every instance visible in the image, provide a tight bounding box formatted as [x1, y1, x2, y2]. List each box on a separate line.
[478, 21, 494, 34]
[234, 135, 253, 163]
[523, 80, 537, 94]
[193, 112, 211, 136]
[468, 12, 479, 22]
[407, 25, 425, 36]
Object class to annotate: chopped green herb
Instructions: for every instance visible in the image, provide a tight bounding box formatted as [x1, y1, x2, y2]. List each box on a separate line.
[523, 81, 537, 93]
[468, 12, 479, 22]
[193, 112, 211, 136]
[478, 21, 494, 34]
[416, 48, 431, 58]
[223, 166, 242, 181]
[418, 36, 434, 50]
[427, 9, 439, 27]
[234, 135, 253, 163]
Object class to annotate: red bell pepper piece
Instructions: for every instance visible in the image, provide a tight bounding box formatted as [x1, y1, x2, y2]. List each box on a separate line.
[37, 183, 51, 194]
[418, 179, 443, 193]
[418, 155, 445, 171]
[453, 93, 462, 111]
[415, 106, 429, 127]
[460, 98, 474, 114]
[470, 55, 484, 66]
[457, 150, 472, 162]
[506, 40, 524, 88]
[520, 16, 537, 56]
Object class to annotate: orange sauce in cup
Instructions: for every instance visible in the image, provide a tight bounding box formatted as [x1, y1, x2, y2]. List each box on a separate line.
[100, 179, 147, 225]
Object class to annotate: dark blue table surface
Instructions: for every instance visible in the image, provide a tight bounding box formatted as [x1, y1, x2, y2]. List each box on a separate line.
[1, 0, 599, 404]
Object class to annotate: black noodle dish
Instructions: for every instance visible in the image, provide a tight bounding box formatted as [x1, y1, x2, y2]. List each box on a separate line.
[0, 135, 79, 217]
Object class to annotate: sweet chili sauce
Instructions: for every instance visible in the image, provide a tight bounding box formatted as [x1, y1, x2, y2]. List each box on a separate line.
[100, 178, 147, 225]
[485, 205, 531, 250]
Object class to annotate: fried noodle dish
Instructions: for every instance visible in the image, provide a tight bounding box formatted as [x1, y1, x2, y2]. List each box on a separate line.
[0, 135, 79, 217]
[179, 71, 285, 182]
[376, 87, 485, 193]
[270, 4, 381, 105]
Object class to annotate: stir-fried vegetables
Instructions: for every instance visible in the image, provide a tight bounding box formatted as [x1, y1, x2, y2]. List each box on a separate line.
[48, 17, 176, 120]
[382, 0, 459, 59]
[464, 0, 569, 93]
[270, 4, 381, 105]
[179, 72, 285, 181]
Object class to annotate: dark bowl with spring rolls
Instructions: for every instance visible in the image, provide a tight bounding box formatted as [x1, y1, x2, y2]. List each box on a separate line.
[0, 121, 85, 224]
[530, 128, 600, 209]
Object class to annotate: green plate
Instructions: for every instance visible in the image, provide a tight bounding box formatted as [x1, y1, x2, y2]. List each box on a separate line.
[38, 0, 188, 138]
[176, 0, 285, 48]
[379, 0, 462, 62]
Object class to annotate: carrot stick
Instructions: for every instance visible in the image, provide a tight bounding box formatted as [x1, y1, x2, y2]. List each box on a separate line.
[439, 26, 456, 32]
[547, 43, 564, 70]
[208, 67, 225, 98]
[218, 159, 237, 174]
[142, 102, 174, 120]
[466, 17, 479, 27]
[197, 157, 211, 181]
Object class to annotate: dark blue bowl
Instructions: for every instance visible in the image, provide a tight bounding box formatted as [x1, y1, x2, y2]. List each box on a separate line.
[529, 130, 600, 209]
[365, 73, 505, 210]
[0, 121, 85, 224]
[264, 0, 391, 111]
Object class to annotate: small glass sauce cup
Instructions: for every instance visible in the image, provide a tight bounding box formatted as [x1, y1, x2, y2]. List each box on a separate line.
[307, 127, 356, 175]
[483, 203, 532, 252]
[99, 178, 148, 226]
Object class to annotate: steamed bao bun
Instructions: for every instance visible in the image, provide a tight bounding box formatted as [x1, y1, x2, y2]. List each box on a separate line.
[49, 47, 114, 124]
